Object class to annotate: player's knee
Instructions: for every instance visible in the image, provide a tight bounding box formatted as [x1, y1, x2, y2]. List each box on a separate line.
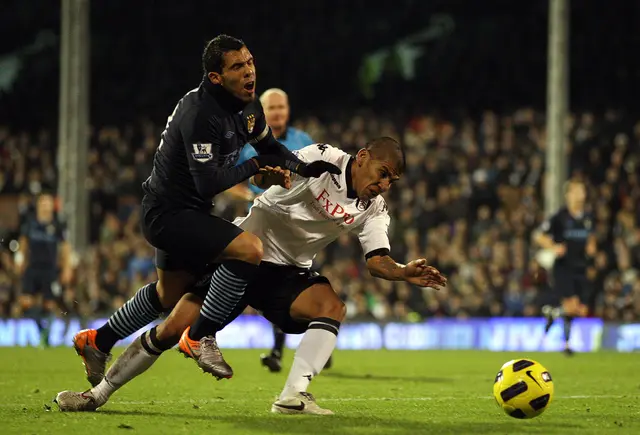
[156, 271, 193, 309]
[19, 295, 33, 310]
[562, 300, 579, 317]
[316, 296, 346, 322]
[156, 280, 178, 309]
[43, 300, 57, 312]
[228, 232, 263, 265]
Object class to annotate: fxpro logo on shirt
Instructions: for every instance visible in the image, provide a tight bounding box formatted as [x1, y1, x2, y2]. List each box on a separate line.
[309, 188, 356, 226]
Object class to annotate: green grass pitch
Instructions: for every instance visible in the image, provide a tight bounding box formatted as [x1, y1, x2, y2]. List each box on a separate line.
[0, 348, 637, 434]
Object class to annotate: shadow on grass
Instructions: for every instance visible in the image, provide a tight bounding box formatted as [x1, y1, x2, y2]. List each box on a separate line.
[324, 372, 454, 384]
[99, 410, 584, 434]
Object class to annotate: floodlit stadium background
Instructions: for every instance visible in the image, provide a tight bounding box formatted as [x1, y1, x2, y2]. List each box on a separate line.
[1, 0, 640, 352]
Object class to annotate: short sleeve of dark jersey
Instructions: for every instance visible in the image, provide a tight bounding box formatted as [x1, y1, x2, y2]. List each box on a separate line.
[19, 218, 30, 237]
[540, 212, 563, 242]
[57, 219, 68, 242]
[587, 213, 595, 235]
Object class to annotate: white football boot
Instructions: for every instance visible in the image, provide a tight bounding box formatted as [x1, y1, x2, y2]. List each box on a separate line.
[54, 390, 105, 412]
[271, 392, 334, 415]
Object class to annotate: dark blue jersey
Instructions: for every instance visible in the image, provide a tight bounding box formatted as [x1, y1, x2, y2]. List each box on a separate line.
[541, 207, 593, 270]
[142, 79, 271, 210]
[21, 214, 66, 270]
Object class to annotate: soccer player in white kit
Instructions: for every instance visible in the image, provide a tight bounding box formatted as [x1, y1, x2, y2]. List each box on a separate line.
[55, 137, 447, 415]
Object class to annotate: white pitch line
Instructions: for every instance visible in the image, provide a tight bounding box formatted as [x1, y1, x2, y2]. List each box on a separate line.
[6, 394, 632, 408]
[108, 394, 635, 404]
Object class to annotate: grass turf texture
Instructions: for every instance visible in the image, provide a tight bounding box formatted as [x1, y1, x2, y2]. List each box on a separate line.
[0, 348, 637, 434]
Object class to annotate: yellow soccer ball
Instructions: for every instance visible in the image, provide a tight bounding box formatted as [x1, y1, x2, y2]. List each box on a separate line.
[493, 359, 554, 419]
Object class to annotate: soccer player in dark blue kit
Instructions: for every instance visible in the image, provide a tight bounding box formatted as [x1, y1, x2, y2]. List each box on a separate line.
[535, 179, 596, 355]
[72, 34, 340, 384]
[16, 192, 72, 347]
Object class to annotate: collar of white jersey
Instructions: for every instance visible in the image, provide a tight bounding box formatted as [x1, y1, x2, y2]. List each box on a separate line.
[345, 157, 357, 199]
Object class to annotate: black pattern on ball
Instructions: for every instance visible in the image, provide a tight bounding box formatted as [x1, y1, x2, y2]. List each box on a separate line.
[510, 409, 527, 419]
[529, 394, 551, 411]
[501, 381, 528, 402]
[512, 360, 535, 372]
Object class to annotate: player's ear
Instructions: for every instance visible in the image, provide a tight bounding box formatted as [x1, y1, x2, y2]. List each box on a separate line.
[356, 148, 369, 166]
[208, 72, 222, 85]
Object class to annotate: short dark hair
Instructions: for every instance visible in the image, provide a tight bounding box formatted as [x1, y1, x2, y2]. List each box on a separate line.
[366, 137, 406, 174]
[37, 189, 55, 198]
[202, 34, 245, 74]
[563, 178, 585, 194]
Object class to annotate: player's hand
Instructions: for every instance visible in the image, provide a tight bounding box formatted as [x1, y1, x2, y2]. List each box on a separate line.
[14, 262, 25, 276]
[258, 166, 292, 190]
[403, 259, 447, 289]
[554, 244, 567, 257]
[252, 155, 288, 171]
[61, 267, 73, 285]
[295, 161, 342, 178]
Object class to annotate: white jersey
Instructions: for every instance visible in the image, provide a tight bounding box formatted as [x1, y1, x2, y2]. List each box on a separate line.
[233, 143, 391, 268]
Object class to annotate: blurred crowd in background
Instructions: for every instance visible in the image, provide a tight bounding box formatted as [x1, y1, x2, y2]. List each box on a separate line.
[1, 108, 640, 322]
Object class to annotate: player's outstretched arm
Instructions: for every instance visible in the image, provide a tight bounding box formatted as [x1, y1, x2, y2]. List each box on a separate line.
[366, 255, 447, 289]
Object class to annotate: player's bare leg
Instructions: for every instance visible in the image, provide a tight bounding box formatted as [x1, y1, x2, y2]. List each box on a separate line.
[73, 273, 190, 386]
[180, 232, 263, 379]
[41, 298, 58, 347]
[272, 283, 345, 415]
[560, 296, 582, 356]
[55, 294, 202, 411]
[542, 304, 560, 334]
[20, 294, 41, 344]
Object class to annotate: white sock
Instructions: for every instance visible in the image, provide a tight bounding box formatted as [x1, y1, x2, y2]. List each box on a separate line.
[279, 318, 340, 400]
[91, 331, 162, 403]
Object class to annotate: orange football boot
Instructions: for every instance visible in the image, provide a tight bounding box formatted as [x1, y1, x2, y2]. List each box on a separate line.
[179, 327, 233, 380]
[72, 329, 111, 387]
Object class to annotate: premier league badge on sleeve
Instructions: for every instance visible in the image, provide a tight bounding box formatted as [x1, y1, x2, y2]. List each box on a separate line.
[192, 143, 213, 163]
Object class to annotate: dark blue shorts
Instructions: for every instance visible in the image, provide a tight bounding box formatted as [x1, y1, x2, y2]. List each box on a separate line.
[190, 262, 330, 334]
[552, 267, 589, 303]
[22, 268, 58, 300]
[141, 195, 243, 273]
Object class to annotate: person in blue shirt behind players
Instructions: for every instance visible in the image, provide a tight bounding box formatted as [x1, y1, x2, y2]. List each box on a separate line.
[238, 88, 314, 198]
[229, 88, 332, 373]
[225, 88, 313, 204]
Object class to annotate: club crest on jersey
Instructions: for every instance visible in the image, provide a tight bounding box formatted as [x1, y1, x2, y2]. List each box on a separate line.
[192, 143, 213, 163]
[246, 114, 256, 134]
[356, 199, 371, 211]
